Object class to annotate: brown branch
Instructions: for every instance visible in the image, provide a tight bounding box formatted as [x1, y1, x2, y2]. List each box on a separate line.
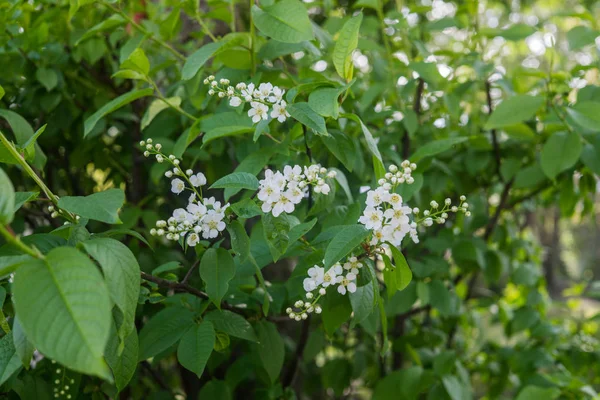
[404, 78, 424, 160]
[483, 178, 514, 241]
[181, 259, 201, 285]
[282, 316, 311, 388]
[485, 81, 502, 180]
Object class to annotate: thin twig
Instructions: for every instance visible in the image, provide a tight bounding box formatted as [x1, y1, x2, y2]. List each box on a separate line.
[181, 259, 201, 285]
[485, 81, 502, 180]
[405, 78, 424, 160]
[282, 316, 311, 388]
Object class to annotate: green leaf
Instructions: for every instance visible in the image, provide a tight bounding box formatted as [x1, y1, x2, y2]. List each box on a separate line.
[322, 290, 352, 335]
[201, 112, 254, 145]
[105, 323, 138, 393]
[566, 26, 598, 51]
[177, 322, 215, 378]
[252, 321, 284, 383]
[13, 247, 112, 380]
[204, 310, 258, 342]
[308, 88, 340, 118]
[288, 218, 317, 244]
[0, 332, 21, 386]
[36, 68, 58, 91]
[198, 380, 233, 400]
[581, 142, 600, 175]
[566, 102, 600, 131]
[141, 97, 181, 130]
[332, 13, 363, 82]
[58, 188, 125, 224]
[515, 385, 561, 400]
[497, 24, 536, 41]
[410, 137, 468, 162]
[0, 167, 15, 225]
[485, 95, 544, 129]
[262, 214, 296, 262]
[226, 220, 251, 263]
[0, 109, 44, 166]
[409, 62, 442, 86]
[373, 366, 423, 400]
[251, 0, 314, 44]
[211, 172, 259, 191]
[120, 48, 150, 75]
[287, 102, 328, 136]
[82, 238, 140, 343]
[442, 375, 472, 400]
[138, 306, 195, 360]
[429, 280, 452, 317]
[349, 283, 374, 326]
[199, 248, 236, 309]
[540, 131, 582, 179]
[0, 255, 33, 277]
[21, 125, 46, 156]
[0, 85, 4, 101]
[12, 317, 34, 368]
[231, 199, 262, 218]
[182, 42, 224, 80]
[76, 14, 126, 45]
[388, 245, 412, 291]
[341, 113, 382, 162]
[324, 225, 371, 268]
[84, 89, 154, 137]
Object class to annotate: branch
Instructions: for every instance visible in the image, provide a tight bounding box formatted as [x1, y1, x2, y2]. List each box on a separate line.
[282, 316, 311, 388]
[404, 78, 424, 160]
[483, 178, 514, 241]
[181, 259, 201, 285]
[485, 81, 502, 180]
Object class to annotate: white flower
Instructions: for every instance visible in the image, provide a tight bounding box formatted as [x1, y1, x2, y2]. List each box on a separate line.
[229, 96, 242, 107]
[303, 266, 324, 292]
[271, 193, 295, 217]
[286, 186, 304, 204]
[248, 102, 269, 123]
[366, 187, 389, 208]
[171, 178, 185, 194]
[337, 272, 357, 295]
[258, 179, 281, 204]
[315, 182, 330, 195]
[201, 211, 226, 239]
[187, 202, 207, 221]
[187, 232, 200, 247]
[343, 256, 363, 270]
[271, 101, 290, 122]
[241, 83, 255, 101]
[256, 82, 273, 100]
[387, 192, 403, 208]
[383, 206, 412, 227]
[359, 207, 384, 230]
[322, 264, 342, 288]
[190, 172, 207, 187]
[173, 208, 188, 223]
[269, 86, 285, 103]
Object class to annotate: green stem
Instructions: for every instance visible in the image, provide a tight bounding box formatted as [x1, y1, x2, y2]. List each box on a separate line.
[148, 79, 198, 121]
[249, 0, 256, 75]
[0, 224, 43, 259]
[194, 10, 218, 42]
[102, 2, 185, 62]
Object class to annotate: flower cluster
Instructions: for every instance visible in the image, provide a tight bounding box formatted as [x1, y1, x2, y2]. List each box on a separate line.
[204, 76, 290, 124]
[140, 139, 229, 246]
[258, 165, 335, 217]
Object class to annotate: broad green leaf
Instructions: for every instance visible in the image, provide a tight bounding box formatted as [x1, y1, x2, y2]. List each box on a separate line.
[198, 380, 233, 400]
[429, 280, 452, 317]
[210, 172, 259, 191]
[0, 255, 32, 277]
[349, 283, 374, 326]
[332, 13, 363, 82]
[341, 113, 382, 162]
[182, 42, 224, 80]
[389, 245, 412, 291]
[200, 248, 236, 309]
[251, 0, 314, 44]
[105, 322, 138, 392]
[252, 321, 284, 383]
[204, 310, 258, 342]
[258, 40, 306, 60]
[442, 375, 472, 400]
[373, 366, 424, 400]
[540, 131, 582, 179]
[58, 188, 125, 224]
[0, 109, 44, 165]
[201, 112, 254, 145]
[503, 123, 535, 140]
[409, 62, 442, 86]
[76, 15, 126, 45]
[566, 102, 600, 131]
[141, 97, 182, 130]
[120, 48, 150, 75]
[12, 317, 34, 368]
[566, 26, 598, 51]
[288, 218, 317, 244]
[119, 33, 146, 63]
[514, 163, 547, 189]
[230, 199, 262, 218]
[494, 23, 536, 41]
[112, 69, 147, 81]
[84, 89, 153, 137]
[82, 238, 140, 343]
[22, 125, 46, 156]
[515, 386, 560, 400]
[0, 85, 4, 101]
[0, 167, 15, 225]
[36, 68, 58, 91]
[308, 88, 340, 118]
[485, 95, 544, 129]
[13, 247, 112, 380]
[138, 306, 195, 360]
[177, 322, 215, 378]
[0, 332, 21, 386]
[227, 220, 251, 262]
[323, 225, 370, 268]
[287, 102, 328, 136]
[410, 137, 468, 162]
[581, 142, 600, 175]
[262, 214, 296, 261]
[322, 290, 352, 335]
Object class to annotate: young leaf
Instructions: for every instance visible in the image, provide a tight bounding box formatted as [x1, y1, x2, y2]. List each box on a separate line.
[210, 172, 259, 191]
[287, 102, 328, 136]
[177, 322, 215, 378]
[484, 95, 544, 129]
[204, 310, 258, 342]
[308, 88, 340, 118]
[332, 13, 363, 82]
[0, 109, 45, 166]
[141, 97, 182, 130]
[58, 188, 125, 224]
[0, 167, 15, 225]
[251, 0, 314, 44]
[120, 48, 150, 76]
[323, 225, 370, 269]
[84, 89, 153, 137]
[82, 238, 141, 343]
[13, 247, 112, 380]
[540, 131, 582, 179]
[388, 245, 412, 291]
[230, 199, 262, 218]
[199, 248, 236, 308]
[138, 306, 195, 360]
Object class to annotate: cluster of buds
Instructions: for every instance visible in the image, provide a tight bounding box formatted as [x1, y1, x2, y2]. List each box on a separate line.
[204, 76, 290, 124]
[258, 165, 336, 217]
[414, 195, 470, 227]
[286, 297, 322, 321]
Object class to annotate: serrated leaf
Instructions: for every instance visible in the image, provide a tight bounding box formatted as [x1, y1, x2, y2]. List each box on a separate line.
[58, 189, 125, 224]
[540, 131, 582, 179]
[389, 245, 412, 291]
[141, 97, 181, 130]
[252, 321, 284, 383]
[12, 317, 34, 368]
[0, 167, 15, 225]
[76, 15, 126, 45]
[105, 321, 138, 392]
[211, 172, 259, 191]
[82, 238, 140, 344]
[227, 220, 251, 262]
[231, 199, 262, 218]
[333, 13, 362, 82]
[138, 306, 195, 360]
[0, 332, 21, 385]
[324, 225, 370, 269]
[341, 113, 382, 162]
[349, 283, 374, 326]
[485, 95, 544, 129]
[13, 247, 112, 380]
[36, 68, 58, 91]
[120, 48, 150, 75]
[287, 102, 328, 136]
[84, 89, 153, 137]
[200, 248, 236, 309]
[177, 322, 215, 378]
[308, 88, 340, 118]
[204, 310, 258, 342]
[251, 0, 314, 44]
[410, 137, 468, 162]
[566, 102, 600, 131]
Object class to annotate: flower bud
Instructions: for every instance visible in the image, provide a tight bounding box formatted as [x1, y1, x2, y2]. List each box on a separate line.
[306, 292, 313, 299]
[319, 288, 326, 295]
[389, 164, 398, 173]
[315, 306, 322, 314]
[460, 195, 466, 201]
